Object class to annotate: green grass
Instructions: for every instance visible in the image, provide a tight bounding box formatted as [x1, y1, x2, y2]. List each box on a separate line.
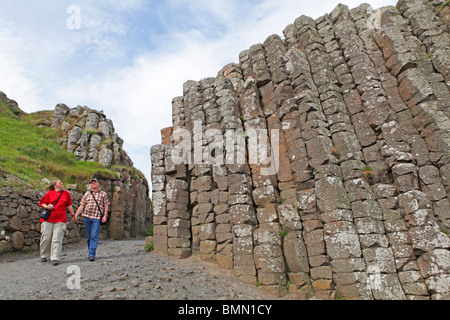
[0, 100, 120, 190]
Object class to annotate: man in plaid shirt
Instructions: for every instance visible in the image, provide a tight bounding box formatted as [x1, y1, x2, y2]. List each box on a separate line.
[75, 178, 110, 261]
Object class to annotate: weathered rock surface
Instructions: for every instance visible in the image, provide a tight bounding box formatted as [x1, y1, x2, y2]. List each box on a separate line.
[52, 104, 133, 168]
[151, 0, 450, 300]
[0, 102, 152, 253]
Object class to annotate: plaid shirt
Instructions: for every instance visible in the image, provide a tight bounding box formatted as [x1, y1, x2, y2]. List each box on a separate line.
[80, 190, 110, 220]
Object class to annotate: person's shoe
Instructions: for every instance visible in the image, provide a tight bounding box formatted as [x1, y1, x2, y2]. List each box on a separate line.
[89, 256, 95, 262]
[52, 260, 60, 266]
[41, 258, 48, 263]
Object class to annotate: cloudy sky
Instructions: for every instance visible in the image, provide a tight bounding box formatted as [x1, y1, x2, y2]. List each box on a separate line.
[0, 0, 397, 185]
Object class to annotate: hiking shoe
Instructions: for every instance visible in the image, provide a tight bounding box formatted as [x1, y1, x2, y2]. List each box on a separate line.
[89, 256, 95, 262]
[52, 260, 60, 266]
[41, 258, 48, 263]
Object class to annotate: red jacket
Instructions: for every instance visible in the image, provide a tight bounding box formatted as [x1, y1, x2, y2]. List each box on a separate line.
[39, 190, 72, 223]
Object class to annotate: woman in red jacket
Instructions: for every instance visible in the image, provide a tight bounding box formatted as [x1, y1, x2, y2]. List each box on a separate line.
[39, 179, 76, 266]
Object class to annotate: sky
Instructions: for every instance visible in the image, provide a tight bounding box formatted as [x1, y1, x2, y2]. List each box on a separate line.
[0, 0, 397, 187]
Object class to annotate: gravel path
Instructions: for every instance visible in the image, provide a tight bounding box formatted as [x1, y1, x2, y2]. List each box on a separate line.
[0, 239, 277, 300]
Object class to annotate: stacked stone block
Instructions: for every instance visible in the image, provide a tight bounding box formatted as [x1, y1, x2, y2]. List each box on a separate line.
[167, 177, 190, 259]
[324, 4, 404, 300]
[240, 44, 290, 295]
[216, 76, 258, 285]
[199, 77, 223, 261]
[151, 0, 450, 300]
[182, 80, 207, 259]
[211, 163, 233, 269]
[374, 0, 450, 300]
[151, 144, 168, 254]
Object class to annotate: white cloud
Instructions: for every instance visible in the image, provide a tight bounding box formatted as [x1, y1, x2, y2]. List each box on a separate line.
[0, 0, 398, 185]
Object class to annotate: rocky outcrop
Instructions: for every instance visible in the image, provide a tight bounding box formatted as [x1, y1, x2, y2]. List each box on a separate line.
[52, 104, 133, 168]
[151, 0, 450, 300]
[0, 175, 152, 254]
[0, 98, 152, 254]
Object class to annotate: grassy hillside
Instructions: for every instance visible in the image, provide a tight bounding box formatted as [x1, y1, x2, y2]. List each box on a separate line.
[0, 99, 121, 190]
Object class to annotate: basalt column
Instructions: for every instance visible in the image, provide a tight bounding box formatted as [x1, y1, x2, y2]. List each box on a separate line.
[150, 0, 450, 300]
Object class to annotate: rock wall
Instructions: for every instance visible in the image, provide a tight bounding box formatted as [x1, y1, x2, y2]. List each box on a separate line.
[0, 100, 153, 255]
[0, 175, 152, 255]
[151, 0, 450, 300]
[0, 187, 84, 255]
[50, 104, 153, 239]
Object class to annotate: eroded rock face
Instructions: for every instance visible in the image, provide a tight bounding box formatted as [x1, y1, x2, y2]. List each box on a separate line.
[151, 0, 450, 300]
[52, 105, 133, 168]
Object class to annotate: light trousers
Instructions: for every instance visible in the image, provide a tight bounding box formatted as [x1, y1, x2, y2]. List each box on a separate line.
[40, 222, 67, 262]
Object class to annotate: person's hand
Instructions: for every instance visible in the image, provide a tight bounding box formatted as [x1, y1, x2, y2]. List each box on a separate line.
[71, 215, 78, 222]
[102, 216, 107, 224]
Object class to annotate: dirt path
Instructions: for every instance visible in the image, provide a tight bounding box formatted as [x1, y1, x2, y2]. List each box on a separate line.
[0, 239, 278, 300]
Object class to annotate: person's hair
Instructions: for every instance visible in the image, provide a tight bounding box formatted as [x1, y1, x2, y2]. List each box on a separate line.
[45, 179, 60, 191]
